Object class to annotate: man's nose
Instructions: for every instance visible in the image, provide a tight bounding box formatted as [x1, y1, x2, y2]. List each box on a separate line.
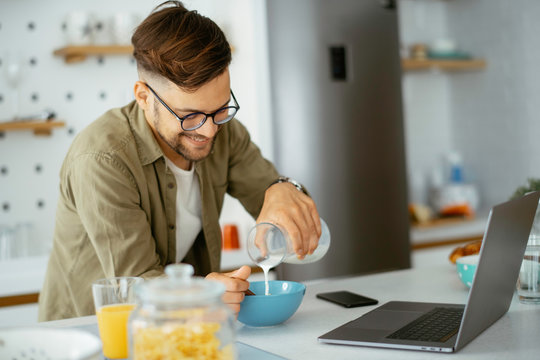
[195, 116, 219, 138]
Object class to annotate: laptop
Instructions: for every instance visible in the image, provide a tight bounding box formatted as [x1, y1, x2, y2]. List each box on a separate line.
[319, 191, 540, 353]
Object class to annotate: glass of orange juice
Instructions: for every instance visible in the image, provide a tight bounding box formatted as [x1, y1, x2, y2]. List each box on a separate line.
[92, 277, 142, 359]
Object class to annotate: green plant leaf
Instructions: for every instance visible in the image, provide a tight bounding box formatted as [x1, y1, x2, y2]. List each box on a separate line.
[511, 178, 540, 199]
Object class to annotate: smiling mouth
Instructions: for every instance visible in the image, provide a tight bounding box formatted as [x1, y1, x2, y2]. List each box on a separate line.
[183, 134, 211, 145]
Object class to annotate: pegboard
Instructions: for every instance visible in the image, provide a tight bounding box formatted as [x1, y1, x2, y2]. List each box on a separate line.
[0, 0, 273, 258]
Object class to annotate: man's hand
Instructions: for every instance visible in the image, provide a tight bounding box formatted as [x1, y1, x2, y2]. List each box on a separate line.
[205, 265, 251, 315]
[257, 182, 322, 259]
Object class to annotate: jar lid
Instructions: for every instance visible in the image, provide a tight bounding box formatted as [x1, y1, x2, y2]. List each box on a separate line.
[136, 264, 225, 305]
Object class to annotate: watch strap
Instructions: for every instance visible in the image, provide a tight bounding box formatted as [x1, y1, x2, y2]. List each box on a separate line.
[268, 176, 308, 195]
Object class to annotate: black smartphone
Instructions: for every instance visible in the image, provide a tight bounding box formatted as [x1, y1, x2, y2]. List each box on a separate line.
[316, 291, 378, 308]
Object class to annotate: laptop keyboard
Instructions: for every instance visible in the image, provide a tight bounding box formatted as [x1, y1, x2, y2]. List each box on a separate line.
[386, 307, 464, 343]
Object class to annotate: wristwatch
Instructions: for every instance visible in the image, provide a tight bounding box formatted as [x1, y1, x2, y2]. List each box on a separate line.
[269, 176, 308, 195]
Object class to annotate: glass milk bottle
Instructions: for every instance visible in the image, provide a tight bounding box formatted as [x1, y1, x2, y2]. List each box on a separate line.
[128, 264, 236, 359]
[247, 218, 331, 269]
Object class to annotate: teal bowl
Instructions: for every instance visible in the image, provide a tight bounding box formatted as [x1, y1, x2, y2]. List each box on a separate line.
[456, 254, 479, 288]
[238, 281, 306, 327]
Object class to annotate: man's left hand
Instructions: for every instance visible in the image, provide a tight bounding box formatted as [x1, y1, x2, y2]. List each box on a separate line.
[257, 182, 322, 259]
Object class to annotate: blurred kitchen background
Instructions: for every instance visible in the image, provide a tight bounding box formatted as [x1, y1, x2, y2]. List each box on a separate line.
[2, 0, 540, 325]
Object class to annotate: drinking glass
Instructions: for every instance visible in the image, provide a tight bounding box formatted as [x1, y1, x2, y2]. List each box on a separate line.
[92, 276, 143, 359]
[0, 226, 14, 260]
[13, 222, 34, 258]
[4, 52, 24, 120]
[517, 235, 540, 304]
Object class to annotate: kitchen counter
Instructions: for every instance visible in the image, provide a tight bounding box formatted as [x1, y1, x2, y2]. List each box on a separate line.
[40, 257, 540, 359]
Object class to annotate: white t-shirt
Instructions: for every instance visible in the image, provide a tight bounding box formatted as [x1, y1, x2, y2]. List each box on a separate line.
[164, 157, 202, 262]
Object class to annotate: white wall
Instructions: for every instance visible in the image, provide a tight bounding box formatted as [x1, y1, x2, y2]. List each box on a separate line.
[398, 0, 453, 205]
[446, 0, 540, 206]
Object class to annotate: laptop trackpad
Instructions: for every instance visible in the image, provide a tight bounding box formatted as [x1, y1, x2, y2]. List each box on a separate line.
[346, 310, 424, 331]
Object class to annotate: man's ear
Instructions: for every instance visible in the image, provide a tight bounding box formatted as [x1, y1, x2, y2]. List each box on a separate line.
[134, 81, 150, 110]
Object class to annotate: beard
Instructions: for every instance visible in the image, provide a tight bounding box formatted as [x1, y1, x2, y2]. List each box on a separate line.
[168, 132, 217, 162]
[153, 103, 218, 162]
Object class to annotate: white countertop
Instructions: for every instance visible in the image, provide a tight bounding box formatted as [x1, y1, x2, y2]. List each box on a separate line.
[40, 255, 540, 360]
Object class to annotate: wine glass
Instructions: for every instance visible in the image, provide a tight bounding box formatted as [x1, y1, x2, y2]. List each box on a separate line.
[4, 52, 25, 121]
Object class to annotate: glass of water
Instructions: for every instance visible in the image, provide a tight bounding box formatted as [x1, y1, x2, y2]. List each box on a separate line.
[0, 226, 15, 260]
[517, 235, 540, 304]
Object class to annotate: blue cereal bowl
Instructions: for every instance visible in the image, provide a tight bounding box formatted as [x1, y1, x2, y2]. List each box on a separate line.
[456, 254, 479, 288]
[238, 280, 306, 327]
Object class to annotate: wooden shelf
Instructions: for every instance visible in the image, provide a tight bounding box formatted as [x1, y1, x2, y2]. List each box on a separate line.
[53, 45, 133, 64]
[402, 58, 486, 71]
[0, 121, 66, 136]
[411, 215, 476, 229]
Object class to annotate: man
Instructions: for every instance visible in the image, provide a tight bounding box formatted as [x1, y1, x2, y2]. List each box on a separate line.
[39, 0, 322, 321]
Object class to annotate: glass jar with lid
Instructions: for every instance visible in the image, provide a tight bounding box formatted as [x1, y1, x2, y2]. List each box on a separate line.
[128, 263, 236, 360]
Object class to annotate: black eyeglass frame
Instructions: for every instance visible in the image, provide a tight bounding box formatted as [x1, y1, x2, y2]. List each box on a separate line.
[145, 83, 240, 131]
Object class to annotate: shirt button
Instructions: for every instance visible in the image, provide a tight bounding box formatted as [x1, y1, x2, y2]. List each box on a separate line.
[168, 183, 175, 189]
[169, 224, 175, 230]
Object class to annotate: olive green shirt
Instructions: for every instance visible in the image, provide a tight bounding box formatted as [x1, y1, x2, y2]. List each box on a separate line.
[38, 101, 278, 321]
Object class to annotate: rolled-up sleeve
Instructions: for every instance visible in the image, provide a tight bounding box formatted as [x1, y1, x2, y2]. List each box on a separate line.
[225, 120, 279, 218]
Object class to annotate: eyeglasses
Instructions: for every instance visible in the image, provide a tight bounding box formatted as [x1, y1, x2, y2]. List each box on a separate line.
[145, 83, 240, 131]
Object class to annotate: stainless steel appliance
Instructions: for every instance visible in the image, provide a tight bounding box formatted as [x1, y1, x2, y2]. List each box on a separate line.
[266, 0, 410, 281]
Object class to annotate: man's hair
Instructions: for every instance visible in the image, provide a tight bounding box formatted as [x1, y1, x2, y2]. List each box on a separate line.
[132, 1, 231, 91]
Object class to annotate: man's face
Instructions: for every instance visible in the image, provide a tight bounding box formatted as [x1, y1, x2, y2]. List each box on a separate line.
[145, 70, 231, 165]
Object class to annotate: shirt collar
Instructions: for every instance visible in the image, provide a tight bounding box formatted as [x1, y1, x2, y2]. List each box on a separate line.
[128, 101, 164, 166]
